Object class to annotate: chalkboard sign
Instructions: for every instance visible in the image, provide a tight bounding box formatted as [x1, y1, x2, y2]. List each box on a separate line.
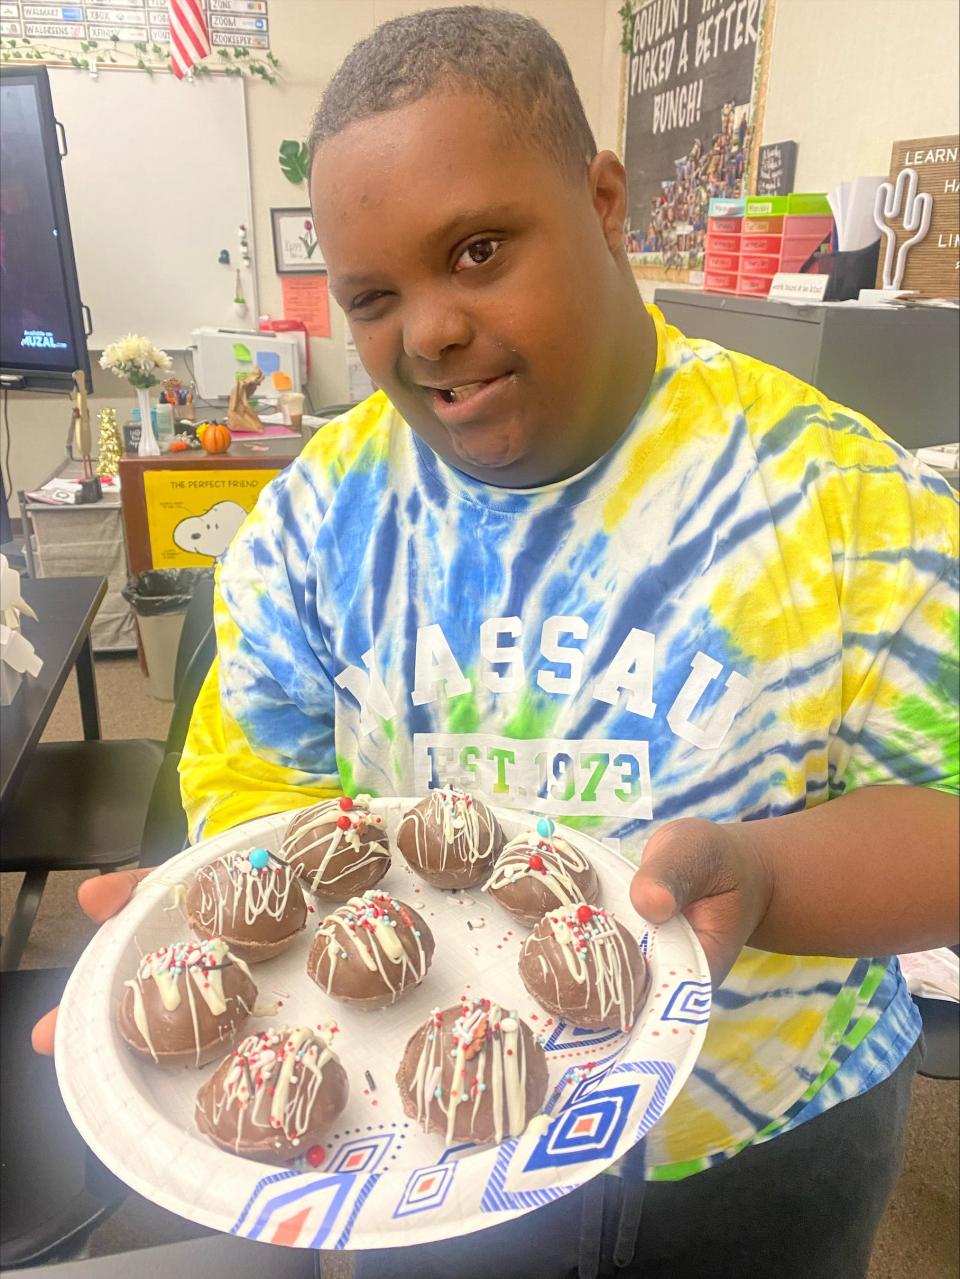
[621, 0, 773, 284]
[756, 140, 797, 196]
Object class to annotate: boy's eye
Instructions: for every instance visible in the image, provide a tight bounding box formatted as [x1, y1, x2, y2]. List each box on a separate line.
[454, 238, 502, 272]
[349, 290, 389, 314]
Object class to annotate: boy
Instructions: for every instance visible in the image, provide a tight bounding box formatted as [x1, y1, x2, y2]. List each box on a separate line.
[36, 8, 958, 1277]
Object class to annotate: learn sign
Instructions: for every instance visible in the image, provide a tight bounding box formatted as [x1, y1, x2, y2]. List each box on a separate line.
[874, 135, 959, 298]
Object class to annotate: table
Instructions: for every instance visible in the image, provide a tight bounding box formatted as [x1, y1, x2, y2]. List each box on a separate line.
[4, 1232, 322, 1277]
[654, 289, 960, 452]
[0, 575, 106, 970]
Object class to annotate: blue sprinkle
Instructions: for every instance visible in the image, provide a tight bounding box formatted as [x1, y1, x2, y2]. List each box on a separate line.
[536, 818, 555, 838]
[249, 848, 270, 870]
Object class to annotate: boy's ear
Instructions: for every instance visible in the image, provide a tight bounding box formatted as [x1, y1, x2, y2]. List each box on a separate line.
[588, 151, 629, 254]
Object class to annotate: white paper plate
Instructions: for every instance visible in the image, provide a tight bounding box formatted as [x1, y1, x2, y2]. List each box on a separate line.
[56, 800, 711, 1251]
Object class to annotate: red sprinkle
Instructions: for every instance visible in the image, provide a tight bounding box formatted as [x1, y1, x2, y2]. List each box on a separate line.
[576, 905, 594, 924]
[307, 1145, 325, 1167]
[528, 854, 544, 872]
[336, 815, 352, 830]
[339, 796, 354, 811]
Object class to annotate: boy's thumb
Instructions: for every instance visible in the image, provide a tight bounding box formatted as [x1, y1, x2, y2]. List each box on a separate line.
[629, 818, 729, 923]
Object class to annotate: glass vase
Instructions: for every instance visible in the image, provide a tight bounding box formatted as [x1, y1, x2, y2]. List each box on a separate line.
[136, 385, 159, 457]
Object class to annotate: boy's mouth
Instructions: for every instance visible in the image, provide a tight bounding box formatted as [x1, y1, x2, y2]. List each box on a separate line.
[426, 373, 514, 422]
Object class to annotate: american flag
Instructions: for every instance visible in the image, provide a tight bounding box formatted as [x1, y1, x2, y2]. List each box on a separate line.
[168, 0, 211, 79]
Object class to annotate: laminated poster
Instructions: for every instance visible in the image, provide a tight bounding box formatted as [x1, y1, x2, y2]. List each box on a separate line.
[143, 468, 280, 568]
[621, 0, 774, 284]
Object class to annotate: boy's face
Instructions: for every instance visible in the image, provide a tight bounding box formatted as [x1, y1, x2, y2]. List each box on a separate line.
[312, 92, 644, 487]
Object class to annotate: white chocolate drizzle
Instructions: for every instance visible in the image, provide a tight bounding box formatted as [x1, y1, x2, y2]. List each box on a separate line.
[280, 795, 387, 894]
[206, 1024, 340, 1153]
[486, 831, 595, 913]
[398, 788, 498, 877]
[522, 904, 638, 1033]
[192, 851, 302, 937]
[124, 938, 255, 1065]
[408, 999, 531, 1145]
[311, 891, 429, 1003]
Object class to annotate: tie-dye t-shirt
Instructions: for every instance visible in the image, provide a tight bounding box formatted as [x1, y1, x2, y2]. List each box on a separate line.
[181, 305, 959, 1177]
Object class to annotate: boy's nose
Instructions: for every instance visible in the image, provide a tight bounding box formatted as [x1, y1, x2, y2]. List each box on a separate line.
[402, 299, 472, 362]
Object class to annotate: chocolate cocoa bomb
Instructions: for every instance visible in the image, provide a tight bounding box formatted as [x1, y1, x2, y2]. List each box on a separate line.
[195, 1024, 348, 1164]
[117, 938, 258, 1068]
[397, 788, 503, 889]
[519, 904, 647, 1033]
[397, 998, 548, 1145]
[307, 890, 435, 1009]
[186, 848, 307, 962]
[280, 795, 390, 900]
[486, 826, 600, 926]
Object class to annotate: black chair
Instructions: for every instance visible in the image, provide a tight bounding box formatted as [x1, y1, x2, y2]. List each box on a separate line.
[0, 588, 217, 1268]
[0, 966, 128, 1269]
[0, 575, 215, 971]
[915, 946, 960, 1081]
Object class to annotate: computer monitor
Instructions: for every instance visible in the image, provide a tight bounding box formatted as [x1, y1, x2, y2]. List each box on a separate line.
[0, 66, 92, 393]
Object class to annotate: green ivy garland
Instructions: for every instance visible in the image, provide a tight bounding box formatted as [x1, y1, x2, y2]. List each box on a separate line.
[619, 2, 636, 54]
[0, 34, 280, 83]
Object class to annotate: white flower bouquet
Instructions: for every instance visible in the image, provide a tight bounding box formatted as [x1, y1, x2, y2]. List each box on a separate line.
[99, 334, 172, 390]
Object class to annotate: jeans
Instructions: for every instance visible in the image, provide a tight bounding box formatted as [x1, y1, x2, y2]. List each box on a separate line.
[353, 1037, 921, 1279]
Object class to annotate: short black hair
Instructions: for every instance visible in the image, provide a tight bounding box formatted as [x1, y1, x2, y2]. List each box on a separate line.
[309, 5, 597, 178]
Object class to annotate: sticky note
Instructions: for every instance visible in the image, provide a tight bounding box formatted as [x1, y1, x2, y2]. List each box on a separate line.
[232, 342, 252, 362]
[272, 370, 293, 391]
[256, 350, 281, 374]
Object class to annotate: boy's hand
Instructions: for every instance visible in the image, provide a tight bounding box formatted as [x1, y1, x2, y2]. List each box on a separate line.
[31, 869, 153, 1056]
[630, 818, 773, 986]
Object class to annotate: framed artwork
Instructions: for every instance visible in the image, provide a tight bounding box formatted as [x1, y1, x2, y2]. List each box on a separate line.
[271, 207, 325, 274]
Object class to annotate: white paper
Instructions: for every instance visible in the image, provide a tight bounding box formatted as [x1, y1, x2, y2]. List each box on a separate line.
[899, 947, 960, 1003]
[828, 177, 885, 252]
[0, 554, 43, 695]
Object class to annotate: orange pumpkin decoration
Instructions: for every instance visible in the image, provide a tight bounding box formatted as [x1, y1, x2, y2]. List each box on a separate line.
[201, 422, 232, 454]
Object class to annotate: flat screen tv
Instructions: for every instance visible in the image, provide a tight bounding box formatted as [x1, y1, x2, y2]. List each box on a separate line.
[1, 66, 92, 393]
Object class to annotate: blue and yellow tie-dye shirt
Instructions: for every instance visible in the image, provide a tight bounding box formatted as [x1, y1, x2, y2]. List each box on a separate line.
[182, 305, 959, 1178]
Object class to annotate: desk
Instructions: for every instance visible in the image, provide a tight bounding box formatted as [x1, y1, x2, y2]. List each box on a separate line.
[119, 435, 306, 575]
[0, 576, 106, 970]
[654, 289, 959, 451]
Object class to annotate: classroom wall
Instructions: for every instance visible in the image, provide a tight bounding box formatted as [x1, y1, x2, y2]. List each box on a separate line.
[6, 0, 959, 517]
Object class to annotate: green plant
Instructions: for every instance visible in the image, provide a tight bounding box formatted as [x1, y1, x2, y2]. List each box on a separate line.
[279, 139, 310, 187]
[0, 35, 281, 82]
[619, 2, 635, 54]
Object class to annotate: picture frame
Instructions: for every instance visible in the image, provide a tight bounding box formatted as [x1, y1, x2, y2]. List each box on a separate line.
[270, 207, 325, 274]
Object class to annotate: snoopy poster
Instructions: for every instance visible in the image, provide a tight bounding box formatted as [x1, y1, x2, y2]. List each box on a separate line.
[142, 470, 278, 568]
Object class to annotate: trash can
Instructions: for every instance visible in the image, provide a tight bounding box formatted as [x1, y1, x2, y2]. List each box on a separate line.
[121, 568, 213, 702]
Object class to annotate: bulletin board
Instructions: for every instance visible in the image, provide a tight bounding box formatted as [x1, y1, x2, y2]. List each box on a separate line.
[45, 67, 257, 350]
[620, 0, 775, 285]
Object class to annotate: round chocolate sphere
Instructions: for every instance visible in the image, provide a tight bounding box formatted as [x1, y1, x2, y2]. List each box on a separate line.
[307, 890, 435, 1010]
[486, 827, 600, 926]
[397, 788, 503, 889]
[280, 795, 390, 900]
[186, 849, 307, 963]
[195, 1024, 348, 1164]
[397, 998, 548, 1145]
[117, 938, 258, 1068]
[519, 904, 648, 1033]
